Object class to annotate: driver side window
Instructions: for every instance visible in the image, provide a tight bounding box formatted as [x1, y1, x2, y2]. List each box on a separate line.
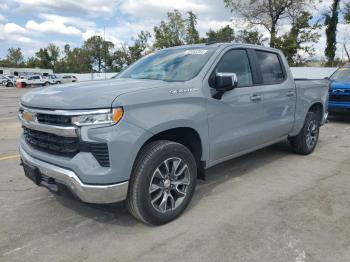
[212, 49, 253, 87]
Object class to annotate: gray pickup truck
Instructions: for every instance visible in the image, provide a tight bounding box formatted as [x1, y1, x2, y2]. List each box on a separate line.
[19, 43, 329, 225]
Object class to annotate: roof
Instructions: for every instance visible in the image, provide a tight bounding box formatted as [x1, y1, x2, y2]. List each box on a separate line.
[162, 42, 281, 53]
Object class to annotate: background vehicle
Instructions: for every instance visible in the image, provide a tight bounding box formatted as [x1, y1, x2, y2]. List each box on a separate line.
[328, 65, 350, 113]
[46, 75, 61, 85]
[59, 75, 77, 84]
[1, 76, 15, 87]
[19, 43, 329, 225]
[17, 75, 52, 87]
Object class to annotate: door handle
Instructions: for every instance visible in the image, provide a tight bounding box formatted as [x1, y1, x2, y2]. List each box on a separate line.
[286, 90, 295, 97]
[250, 94, 262, 102]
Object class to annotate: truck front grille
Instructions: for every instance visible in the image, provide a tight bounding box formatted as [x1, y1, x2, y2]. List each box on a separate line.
[329, 94, 350, 102]
[23, 127, 110, 167]
[36, 113, 72, 126]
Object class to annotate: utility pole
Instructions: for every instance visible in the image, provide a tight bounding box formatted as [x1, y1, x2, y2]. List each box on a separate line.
[104, 26, 107, 80]
[344, 44, 350, 63]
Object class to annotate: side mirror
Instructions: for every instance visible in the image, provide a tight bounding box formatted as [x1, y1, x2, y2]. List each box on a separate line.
[214, 73, 238, 92]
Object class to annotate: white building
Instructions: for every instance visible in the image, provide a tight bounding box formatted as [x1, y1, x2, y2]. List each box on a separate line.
[0, 67, 53, 77]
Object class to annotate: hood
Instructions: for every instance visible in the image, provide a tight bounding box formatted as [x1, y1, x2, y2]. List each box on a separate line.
[21, 78, 167, 109]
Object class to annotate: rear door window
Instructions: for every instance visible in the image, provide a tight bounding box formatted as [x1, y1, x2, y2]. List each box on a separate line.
[256, 51, 285, 84]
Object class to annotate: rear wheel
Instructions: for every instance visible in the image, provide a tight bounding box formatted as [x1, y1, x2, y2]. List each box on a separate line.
[6, 82, 13, 87]
[44, 82, 50, 86]
[290, 111, 320, 155]
[127, 140, 197, 225]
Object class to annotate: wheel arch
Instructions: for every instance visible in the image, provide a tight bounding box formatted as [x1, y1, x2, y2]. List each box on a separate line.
[135, 126, 207, 178]
[308, 102, 324, 123]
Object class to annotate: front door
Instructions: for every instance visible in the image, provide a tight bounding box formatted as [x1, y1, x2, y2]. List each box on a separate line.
[205, 48, 267, 163]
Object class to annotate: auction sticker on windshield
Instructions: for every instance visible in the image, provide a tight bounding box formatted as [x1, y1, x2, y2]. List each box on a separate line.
[184, 49, 208, 55]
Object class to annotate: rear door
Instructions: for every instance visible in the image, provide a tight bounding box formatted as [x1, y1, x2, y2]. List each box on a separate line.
[253, 50, 296, 140]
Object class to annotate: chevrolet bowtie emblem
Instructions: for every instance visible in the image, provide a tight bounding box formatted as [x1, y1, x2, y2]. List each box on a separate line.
[22, 111, 35, 122]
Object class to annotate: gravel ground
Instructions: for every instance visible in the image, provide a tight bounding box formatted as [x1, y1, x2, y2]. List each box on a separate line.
[1, 87, 350, 262]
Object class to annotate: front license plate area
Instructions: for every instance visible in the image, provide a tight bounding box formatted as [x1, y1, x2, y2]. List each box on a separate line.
[22, 162, 41, 185]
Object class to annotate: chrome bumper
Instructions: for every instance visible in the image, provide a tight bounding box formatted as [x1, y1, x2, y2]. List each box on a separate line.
[19, 146, 128, 204]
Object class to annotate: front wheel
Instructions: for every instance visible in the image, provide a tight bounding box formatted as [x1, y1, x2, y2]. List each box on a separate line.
[290, 111, 320, 155]
[127, 141, 197, 225]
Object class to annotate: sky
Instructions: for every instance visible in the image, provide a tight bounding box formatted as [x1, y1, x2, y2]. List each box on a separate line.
[0, 0, 349, 61]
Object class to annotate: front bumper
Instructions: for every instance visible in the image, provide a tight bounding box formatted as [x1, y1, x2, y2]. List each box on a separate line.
[20, 145, 129, 204]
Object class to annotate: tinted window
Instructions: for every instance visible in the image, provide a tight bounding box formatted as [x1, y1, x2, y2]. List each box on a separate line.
[33, 76, 40, 79]
[256, 51, 284, 84]
[214, 49, 253, 87]
[330, 67, 350, 82]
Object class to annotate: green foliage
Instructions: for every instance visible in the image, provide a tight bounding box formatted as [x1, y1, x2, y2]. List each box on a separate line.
[47, 44, 60, 69]
[2, 48, 24, 67]
[185, 12, 200, 44]
[153, 10, 186, 48]
[128, 31, 152, 63]
[206, 25, 235, 42]
[275, 12, 320, 66]
[224, 0, 310, 47]
[35, 48, 52, 69]
[324, 0, 340, 66]
[83, 35, 114, 73]
[345, 3, 350, 23]
[55, 44, 91, 73]
[236, 30, 267, 45]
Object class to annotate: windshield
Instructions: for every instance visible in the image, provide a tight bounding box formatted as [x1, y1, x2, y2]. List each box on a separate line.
[118, 47, 216, 82]
[330, 67, 350, 82]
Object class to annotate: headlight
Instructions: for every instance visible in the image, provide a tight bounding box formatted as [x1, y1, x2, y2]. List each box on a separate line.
[72, 107, 124, 126]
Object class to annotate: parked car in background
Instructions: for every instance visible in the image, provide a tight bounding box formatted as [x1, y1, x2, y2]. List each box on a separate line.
[46, 75, 61, 85]
[17, 75, 52, 87]
[6, 75, 17, 83]
[60, 75, 77, 84]
[1, 76, 15, 87]
[328, 65, 350, 113]
[19, 43, 329, 225]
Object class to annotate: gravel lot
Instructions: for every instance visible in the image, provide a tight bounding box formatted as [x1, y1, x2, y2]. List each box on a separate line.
[1, 87, 350, 262]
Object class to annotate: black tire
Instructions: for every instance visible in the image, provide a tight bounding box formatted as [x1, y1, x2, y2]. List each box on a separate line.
[6, 82, 13, 87]
[44, 82, 50, 86]
[127, 140, 197, 225]
[290, 111, 320, 155]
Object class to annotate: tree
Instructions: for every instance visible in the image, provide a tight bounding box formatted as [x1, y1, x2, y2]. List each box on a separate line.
[35, 48, 52, 69]
[153, 10, 186, 48]
[275, 11, 320, 65]
[224, 0, 310, 47]
[5, 48, 24, 67]
[185, 11, 200, 44]
[324, 0, 341, 66]
[112, 46, 131, 71]
[83, 35, 114, 73]
[345, 3, 350, 23]
[26, 57, 40, 68]
[47, 44, 60, 70]
[236, 29, 267, 45]
[56, 44, 91, 73]
[128, 31, 152, 63]
[206, 25, 235, 42]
